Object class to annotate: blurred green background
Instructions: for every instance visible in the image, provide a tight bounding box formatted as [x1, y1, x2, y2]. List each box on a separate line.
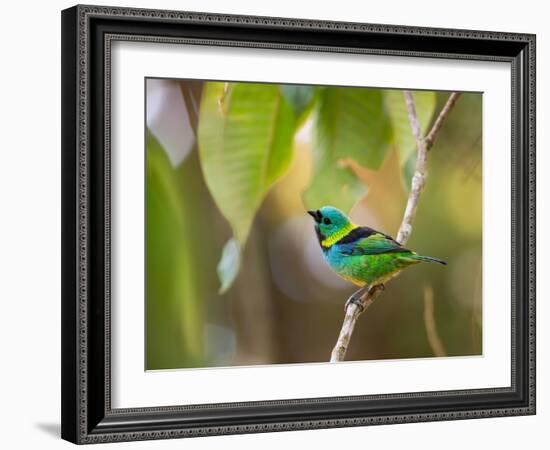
[145, 78, 482, 370]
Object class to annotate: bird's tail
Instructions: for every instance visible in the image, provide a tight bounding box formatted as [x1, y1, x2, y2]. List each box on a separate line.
[412, 254, 447, 265]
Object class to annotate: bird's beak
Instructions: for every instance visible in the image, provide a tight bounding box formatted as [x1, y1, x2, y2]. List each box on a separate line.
[307, 210, 320, 222]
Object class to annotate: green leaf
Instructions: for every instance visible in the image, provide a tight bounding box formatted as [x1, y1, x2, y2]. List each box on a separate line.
[146, 132, 205, 369]
[198, 82, 297, 246]
[217, 238, 241, 294]
[303, 86, 392, 211]
[303, 159, 366, 213]
[385, 89, 436, 170]
[317, 87, 393, 169]
[280, 85, 317, 122]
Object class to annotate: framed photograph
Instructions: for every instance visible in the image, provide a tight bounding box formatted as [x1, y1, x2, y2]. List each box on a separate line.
[61, 4, 536, 444]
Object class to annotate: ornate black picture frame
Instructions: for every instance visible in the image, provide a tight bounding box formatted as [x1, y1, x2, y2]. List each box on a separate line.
[61, 4, 536, 444]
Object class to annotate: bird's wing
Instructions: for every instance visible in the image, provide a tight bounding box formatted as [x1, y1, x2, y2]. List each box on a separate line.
[337, 227, 411, 256]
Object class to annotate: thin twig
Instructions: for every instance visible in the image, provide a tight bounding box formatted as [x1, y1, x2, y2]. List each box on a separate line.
[423, 285, 446, 357]
[330, 92, 461, 362]
[424, 92, 461, 150]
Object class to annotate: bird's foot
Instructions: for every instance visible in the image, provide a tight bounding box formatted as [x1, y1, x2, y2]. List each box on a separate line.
[344, 287, 369, 313]
[344, 284, 385, 313]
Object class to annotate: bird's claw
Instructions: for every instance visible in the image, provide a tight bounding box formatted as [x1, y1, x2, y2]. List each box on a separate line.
[344, 284, 385, 313]
[344, 289, 368, 313]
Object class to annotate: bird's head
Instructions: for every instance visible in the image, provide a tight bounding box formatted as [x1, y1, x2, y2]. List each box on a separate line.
[307, 206, 351, 238]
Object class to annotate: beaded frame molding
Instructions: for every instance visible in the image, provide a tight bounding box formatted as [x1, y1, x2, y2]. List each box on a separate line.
[61, 4, 536, 444]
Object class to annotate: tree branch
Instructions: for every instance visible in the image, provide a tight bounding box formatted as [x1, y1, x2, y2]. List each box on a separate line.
[330, 285, 382, 362]
[330, 91, 461, 362]
[396, 91, 429, 244]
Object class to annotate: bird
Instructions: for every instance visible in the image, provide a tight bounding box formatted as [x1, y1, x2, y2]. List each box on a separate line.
[307, 206, 446, 310]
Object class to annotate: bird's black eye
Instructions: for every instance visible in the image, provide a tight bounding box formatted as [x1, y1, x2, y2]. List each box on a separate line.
[323, 217, 331, 225]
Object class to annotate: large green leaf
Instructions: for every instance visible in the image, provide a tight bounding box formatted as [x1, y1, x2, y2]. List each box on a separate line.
[303, 158, 366, 213]
[198, 82, 297, 246]
[303, 86, 392, 211]
[384, 90, 436, 189]
[318, 87, 393, 169]
[146, 132, 208, 369]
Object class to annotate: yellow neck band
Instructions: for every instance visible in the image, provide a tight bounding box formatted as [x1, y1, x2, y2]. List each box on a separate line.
[322, 222, 357, 248]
